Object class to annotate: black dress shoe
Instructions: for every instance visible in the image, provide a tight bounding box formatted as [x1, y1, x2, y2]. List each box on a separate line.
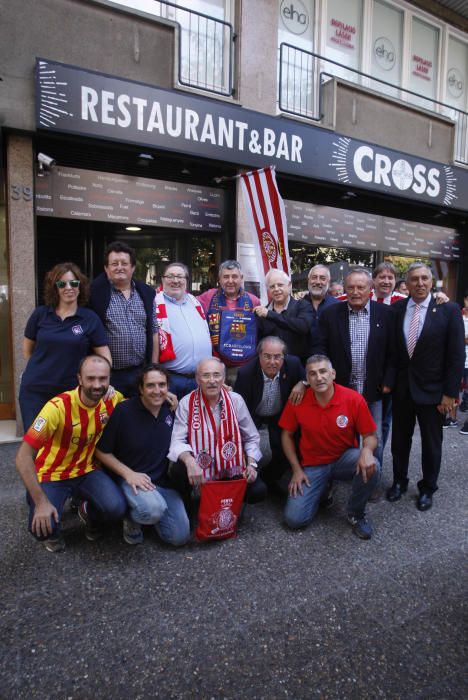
[417, 493, 433, 511]
[386, 482, 407, 502]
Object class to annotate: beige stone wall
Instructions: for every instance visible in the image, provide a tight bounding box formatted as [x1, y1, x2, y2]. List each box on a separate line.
[236, 0, 279, 246]
[6, 135, 36, 434]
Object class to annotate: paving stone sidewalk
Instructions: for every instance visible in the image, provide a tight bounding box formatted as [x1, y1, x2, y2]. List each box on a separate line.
[1, 426, 467, 700]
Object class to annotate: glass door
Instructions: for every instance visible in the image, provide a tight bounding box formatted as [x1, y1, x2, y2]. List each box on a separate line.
[117, 230, 220, 293]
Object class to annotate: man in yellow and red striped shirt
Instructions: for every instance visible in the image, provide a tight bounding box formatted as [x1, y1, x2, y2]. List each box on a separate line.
[16, 355, 127, 552]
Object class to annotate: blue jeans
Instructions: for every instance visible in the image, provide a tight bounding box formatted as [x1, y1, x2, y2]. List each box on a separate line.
[284, 448, 380, 529]
[462, 368, 468, 404]
[27, 470, 127, 540]
[120, 481, 190, 547]
[381, 394, 393, 453]
[368, 399, 383, 467]
[168, 373, 197, 400]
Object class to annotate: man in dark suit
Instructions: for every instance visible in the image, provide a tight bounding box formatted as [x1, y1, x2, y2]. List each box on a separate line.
[234, 336, 306, 493]
[254, 269, 314, 363]
[387, 263, 465, 511]
[318, 269, 395, 468]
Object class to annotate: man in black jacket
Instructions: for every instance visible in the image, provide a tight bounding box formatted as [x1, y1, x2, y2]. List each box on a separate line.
[254, 269, 314, 363]
[387, 262, 465, 511]
[318, 268, 395, 469]
[89, 241, 158, 396]
[234, 336, 306, 493]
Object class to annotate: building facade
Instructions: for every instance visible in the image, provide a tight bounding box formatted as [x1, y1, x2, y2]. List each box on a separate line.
[1, 0, 467, 430]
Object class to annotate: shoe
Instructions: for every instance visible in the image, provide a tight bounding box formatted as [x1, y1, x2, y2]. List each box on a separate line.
[459, 401, 468, 412]
[347, 514, 373, 540]
[417, 493, 433, 511]
[78, 501, 103, 541]
[368, 487, 383, 503]
[43, 534, 65, 553]
[386, 482, 407, 502]
[123, 518, 143, 545]
[442, 417, 458, 429]
[459, 421, 468, 435]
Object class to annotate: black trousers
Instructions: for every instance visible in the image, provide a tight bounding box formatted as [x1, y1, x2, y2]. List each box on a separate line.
[258, 419, 290, 485]
[391, 391, 444, 494]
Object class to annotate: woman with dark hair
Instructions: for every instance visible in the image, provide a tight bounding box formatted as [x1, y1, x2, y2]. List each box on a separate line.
[19, 262, 112, 430]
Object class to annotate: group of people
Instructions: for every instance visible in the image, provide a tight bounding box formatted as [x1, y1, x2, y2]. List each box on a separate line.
[15, 241, 467, 552]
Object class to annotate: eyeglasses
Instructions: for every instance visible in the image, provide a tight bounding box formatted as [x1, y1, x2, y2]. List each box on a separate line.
[163, 275, 187, 281]
[56, 280, 80, 289]
[261, 353, 284, 361]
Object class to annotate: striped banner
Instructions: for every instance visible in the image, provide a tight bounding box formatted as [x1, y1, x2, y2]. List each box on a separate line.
[239, 166, 291, 303]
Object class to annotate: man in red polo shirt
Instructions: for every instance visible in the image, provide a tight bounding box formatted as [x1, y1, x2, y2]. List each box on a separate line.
[280, 354, 379, 539]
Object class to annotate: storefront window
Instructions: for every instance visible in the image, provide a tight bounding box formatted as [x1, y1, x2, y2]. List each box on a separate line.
[119, 231, 219, 292]
[371, 0, 403, 98]
[385, 255, 458, 300]
[289, 244, 375, 292]
[325, 0, 362, 82]
[278, 0, 315, 116]
[409, 17, 439, 109]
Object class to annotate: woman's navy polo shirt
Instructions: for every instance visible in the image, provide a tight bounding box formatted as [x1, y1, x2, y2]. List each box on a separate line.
[21, 305, 108, 393]
[96, 397, 174, 485]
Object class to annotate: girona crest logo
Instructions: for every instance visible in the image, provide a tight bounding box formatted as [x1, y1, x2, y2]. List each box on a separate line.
[262, 230, 278, 264]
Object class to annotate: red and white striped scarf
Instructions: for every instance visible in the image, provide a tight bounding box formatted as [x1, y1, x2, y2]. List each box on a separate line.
[156, 290, 206, 363]
[187, 387, 244, 480]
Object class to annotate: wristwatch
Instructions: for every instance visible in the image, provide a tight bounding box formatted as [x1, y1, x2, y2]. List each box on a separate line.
[301, 380, 309, 387]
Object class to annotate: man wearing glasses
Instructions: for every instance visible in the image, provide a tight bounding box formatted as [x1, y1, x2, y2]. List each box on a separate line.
[168, 357, 265, 505]
[156, 262, 212, 398]
[89, 241, 158, 397]
[234, 336, 306, 495]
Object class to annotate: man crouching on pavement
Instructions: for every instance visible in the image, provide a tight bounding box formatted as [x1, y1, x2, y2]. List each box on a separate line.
[168, 357, 266, 508]
[15, 355, 127, 552]
[280, 354, 380, 539]
[95, 364, 190, 547]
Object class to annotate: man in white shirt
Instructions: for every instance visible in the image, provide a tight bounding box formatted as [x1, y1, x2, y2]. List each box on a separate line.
[156, 262, 212, 398]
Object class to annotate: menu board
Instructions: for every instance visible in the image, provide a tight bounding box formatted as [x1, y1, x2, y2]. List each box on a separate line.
[35, 166, 225, 232]
[285, 200, 460, 260]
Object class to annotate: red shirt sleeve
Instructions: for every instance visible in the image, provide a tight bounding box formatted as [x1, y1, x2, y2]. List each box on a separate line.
[278, 400, 299, 433]
[354, 395, 377, 435]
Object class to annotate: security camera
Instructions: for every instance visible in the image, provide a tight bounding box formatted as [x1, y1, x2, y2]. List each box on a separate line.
[37, 152, 56, 168]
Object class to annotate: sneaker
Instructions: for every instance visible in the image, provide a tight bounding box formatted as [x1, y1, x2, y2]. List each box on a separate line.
[123, 518, 143, 545]
[347, 513, 373, 540]
[459, 401, 468, 413]
[459, 421, 468, 435]
[78, 501, 103, 541]
[442, 417, 458, 429]
[43, 534, 65, 553]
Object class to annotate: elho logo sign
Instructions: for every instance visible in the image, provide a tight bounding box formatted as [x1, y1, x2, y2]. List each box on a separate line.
[447, 68, 463, 99]
[373, 36, 396, 71]
[280, 0, 310, 36]
[353, 146, 440, 197]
